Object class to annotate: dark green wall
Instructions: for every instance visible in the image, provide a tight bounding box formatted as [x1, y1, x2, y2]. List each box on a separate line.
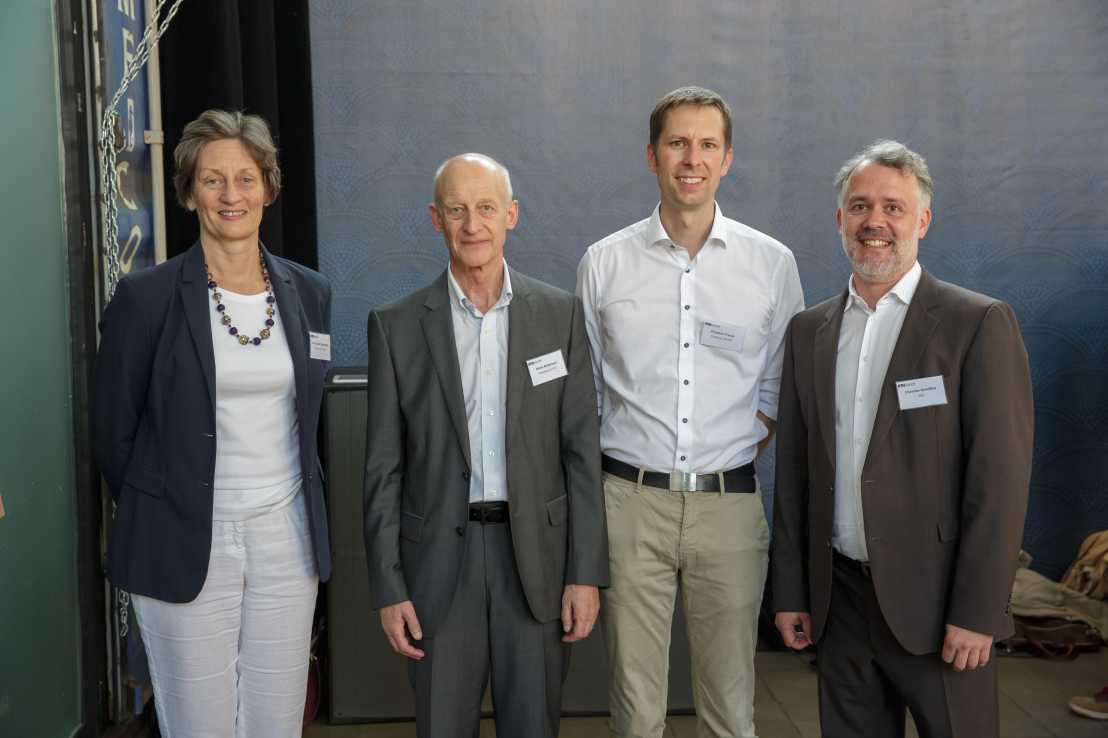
[0, 2, 82, 737]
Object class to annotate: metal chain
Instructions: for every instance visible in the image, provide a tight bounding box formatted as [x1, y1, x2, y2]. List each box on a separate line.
[98, 0, 186, 299]
[117, 589, 131, 639]
[98, 0, 186, 642]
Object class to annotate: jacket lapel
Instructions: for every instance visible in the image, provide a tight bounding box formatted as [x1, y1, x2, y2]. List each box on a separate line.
[266, 248, 309, 425]
[863, 271, 943, 471]
[180, 243, 216, 412]
[421, 272, 472, 469]
[504, 268, 530, 445]
[813, 294, 846, 468]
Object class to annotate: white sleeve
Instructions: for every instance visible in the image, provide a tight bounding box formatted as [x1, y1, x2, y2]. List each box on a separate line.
[758, 249, 805, 420]
[575, 248, 605, 415]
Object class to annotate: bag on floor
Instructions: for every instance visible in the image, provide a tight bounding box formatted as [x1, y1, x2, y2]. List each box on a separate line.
[1062, 529, 1108, 600]
[1001, 615, 1102, 659]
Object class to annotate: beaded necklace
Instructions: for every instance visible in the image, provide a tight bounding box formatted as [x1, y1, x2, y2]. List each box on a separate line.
[206, 251, 276, 346]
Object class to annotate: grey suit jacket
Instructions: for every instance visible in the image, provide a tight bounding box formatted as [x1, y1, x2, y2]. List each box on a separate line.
[363, 267, 609, 636]
[772, 270, 1034, 655]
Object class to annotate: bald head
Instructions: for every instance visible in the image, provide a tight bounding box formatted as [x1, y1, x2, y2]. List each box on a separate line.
[433, 153, 514, 206]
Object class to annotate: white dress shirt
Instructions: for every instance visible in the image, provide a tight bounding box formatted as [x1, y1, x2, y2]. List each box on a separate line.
[576, 204, 805, 472]
[448, 263, 512, 503]
[833, 261, 922, 561]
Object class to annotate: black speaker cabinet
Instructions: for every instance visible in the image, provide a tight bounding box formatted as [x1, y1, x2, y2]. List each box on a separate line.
[322, 369, 694, 722]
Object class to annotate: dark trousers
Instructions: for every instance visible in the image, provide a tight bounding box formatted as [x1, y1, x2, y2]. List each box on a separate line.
[409, 519, 568, 738]
[818, 554, 999, 738]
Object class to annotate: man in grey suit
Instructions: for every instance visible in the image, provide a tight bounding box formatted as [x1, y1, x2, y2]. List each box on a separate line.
[363, 153, 609, 737]
[772, 140, 1034, 737]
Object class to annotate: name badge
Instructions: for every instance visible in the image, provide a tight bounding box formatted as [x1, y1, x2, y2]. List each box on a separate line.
[895, 375, 947, 410]
[309, 332, 332, 361]
[527, 349, 568, 386]
[699, 320, 746, 352]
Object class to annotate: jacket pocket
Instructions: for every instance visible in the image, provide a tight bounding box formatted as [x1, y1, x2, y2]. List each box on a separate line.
[938, 517, 960, 542]
[124, 467, 164, 498]
[400, 511, 424, 542]
[546, 494, 568, 527]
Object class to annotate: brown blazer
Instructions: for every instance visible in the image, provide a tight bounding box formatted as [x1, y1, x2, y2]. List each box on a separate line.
[771, 270, 1033, 655]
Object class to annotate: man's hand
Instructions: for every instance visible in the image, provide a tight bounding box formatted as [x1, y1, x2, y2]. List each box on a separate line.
[942, 624, 993, 671]
[775, 611, 813, 650]
[756, 410, 777, 458]
[380, 600, 425, 660]
[561, 584, 600, 643]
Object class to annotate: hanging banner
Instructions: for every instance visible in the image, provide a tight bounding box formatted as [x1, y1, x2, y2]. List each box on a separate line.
[100, 0, 155, 275]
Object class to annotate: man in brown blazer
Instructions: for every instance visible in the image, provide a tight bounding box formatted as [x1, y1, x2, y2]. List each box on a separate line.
[771, 140, 1034, 738]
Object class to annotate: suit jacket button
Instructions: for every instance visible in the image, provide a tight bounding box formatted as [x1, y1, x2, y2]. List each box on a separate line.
[462, 471, 471, 481]
[455, 526, 465, 536]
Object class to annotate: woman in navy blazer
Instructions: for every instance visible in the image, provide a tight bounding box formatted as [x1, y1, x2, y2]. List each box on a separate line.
[93, 110, 331, 738]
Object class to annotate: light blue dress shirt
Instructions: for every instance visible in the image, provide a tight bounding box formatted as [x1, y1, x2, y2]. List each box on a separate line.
[447, 263, 513, 503]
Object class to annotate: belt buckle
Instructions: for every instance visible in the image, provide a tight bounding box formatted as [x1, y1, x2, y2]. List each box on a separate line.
[669, 471, 697, 492]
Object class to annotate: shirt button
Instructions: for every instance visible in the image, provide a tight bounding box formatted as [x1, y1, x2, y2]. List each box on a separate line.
[488, 450, 496, 456]
[683, 342, 690, 348]
[680, 455, 687, 461]
[488, 410, 495, 416]
[490, 489, 497, 495]
[683, 379, 689, 385]
[682, 417, 688, 424]
[685, 268, 691, 273]
[684, 305, 690, 310]
[456, 526, 465, 536]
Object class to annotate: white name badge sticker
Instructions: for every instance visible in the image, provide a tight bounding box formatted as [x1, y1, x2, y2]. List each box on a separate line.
[699, 321, 746, 352]
[896, 375, 947, 410]
[527, 349, 568, 386]
[309, 332, 332, 361]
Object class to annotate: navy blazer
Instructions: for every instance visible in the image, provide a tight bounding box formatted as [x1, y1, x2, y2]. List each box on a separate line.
[93, 243, 333, 602]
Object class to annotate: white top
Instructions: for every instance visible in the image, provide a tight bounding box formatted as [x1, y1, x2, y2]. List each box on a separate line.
[833, 261, 922, 561]
[448, 263, 513, 503]
[576, 203, 805, 472]
[209, 286, 302, 521]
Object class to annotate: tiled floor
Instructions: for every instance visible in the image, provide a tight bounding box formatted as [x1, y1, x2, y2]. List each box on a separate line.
[305, 648, 1108, 737]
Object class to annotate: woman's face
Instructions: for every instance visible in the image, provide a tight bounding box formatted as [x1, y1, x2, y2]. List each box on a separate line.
[186, 138, 268, 248]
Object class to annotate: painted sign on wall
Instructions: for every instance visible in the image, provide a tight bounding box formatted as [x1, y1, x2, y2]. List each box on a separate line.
[101, 0, 154, 274]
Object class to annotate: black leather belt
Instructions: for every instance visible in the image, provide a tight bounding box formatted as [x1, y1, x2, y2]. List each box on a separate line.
[833, 550, 872, 578]
[469, 502, 509, 524]
[602, 455, 756, 493]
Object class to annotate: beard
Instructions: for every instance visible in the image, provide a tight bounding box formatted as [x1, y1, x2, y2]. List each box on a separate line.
[842, 236, 909, 282]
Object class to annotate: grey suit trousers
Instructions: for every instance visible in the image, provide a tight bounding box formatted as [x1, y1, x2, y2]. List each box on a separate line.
[409, 518, 568, 738]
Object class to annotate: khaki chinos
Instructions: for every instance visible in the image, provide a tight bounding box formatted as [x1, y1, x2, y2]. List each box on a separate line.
[602, 472, 769, 738]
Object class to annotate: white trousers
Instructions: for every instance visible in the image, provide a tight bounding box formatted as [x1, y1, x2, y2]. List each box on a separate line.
[132, 495, 319, 738]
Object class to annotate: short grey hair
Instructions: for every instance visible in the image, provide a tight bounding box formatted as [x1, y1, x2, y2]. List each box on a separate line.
[173, 109, 281, 208]
[433, 153, 514, 204]
[834, 139, 933, 208]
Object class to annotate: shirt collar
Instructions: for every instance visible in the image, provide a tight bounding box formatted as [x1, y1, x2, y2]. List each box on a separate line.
[845, 260, 922, 313]
[447, 259, 514, 317]
[645, 202, 728, 250]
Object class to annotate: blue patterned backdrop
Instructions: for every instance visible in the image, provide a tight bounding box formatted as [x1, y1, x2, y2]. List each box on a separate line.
[308, 0, 1108, 580]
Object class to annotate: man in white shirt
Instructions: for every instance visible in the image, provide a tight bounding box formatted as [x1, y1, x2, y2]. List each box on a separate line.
[576, 86, 804, 738]
[771, 141, 1033, 737]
